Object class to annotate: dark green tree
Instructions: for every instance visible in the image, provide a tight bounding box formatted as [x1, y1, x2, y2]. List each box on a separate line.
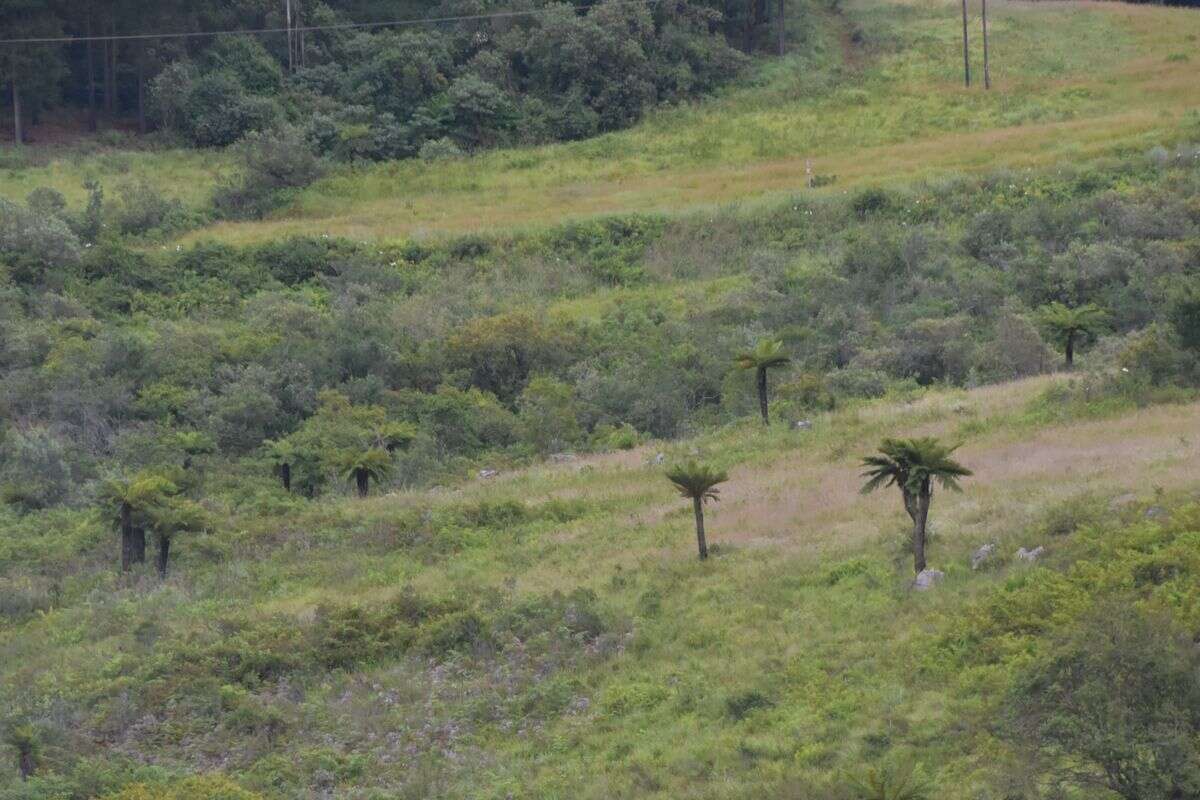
[1004, 602, 1200, 800]
[861, 437, 971, 574]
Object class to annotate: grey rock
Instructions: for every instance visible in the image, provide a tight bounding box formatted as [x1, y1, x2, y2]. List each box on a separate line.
[478, 468, 499, 479]
[913, 569, 945, 590]
[1016, 546, 1044, 562]
[970, 542, 997, 570]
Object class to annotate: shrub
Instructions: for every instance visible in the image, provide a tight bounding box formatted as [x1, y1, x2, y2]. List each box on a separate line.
[99, 776, 264, 800]
[725, 689, 774, 720]
[0, 198, 83, 281]
[212, 127, 325, 221]
[418, 136, 464, 161]
[115, 179, 188, 236]
[1002, 602, 1200, 800]
[24, 187, 66, 218]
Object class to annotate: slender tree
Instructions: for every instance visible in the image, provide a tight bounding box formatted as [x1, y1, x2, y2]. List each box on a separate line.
[666, 461, 729, 560]
[1038, 302, 1106, 370]
[338, 448, 393, 498]
[861, 437, 971, 574]
[736, 339, 790, 425]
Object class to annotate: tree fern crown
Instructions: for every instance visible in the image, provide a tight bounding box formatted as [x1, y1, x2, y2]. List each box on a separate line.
[665, 461, 729, 503]
[735, 338, 790, 371]
[860, 437, 972, 496]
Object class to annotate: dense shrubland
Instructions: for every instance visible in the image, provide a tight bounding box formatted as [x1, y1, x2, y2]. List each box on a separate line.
[2, 146, 1198, 516]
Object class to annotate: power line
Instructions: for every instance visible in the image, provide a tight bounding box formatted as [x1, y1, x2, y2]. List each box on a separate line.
[0, 0, 661, 46]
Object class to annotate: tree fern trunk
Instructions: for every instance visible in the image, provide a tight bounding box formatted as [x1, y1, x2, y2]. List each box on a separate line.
[757, 367, 769, 425]
[156, 535, 170, 578]
[280, 462, 291, 492]
[356, 469, 369, 498]
[913, 484, 931, 573]
[693, 496, 708, 560]
[132, 527, 146, 564]
[120, 503, 133, 571]
[1065, 332, 1075, 369]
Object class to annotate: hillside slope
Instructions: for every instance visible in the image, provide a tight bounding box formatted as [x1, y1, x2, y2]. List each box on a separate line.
[3, 376, 1199, 798]
[3, 0, 1199, 245]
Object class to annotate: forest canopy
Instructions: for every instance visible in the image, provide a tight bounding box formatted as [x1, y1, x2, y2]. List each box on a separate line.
[0, 0, 766, 157]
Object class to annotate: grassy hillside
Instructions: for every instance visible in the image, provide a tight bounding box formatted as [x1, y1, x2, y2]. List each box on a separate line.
[3, 375, 1199, 798]
[4, 0, 1199, 244]
[3, 0, 1200, 796]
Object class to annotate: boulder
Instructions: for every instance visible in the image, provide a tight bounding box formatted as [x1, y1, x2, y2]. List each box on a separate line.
[970, 542, 997, 570]
[913, 569, 945, 590]
[1016, 546, 1044, 562]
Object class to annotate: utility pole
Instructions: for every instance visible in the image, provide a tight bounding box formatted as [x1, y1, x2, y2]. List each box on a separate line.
[11, 58, 22, 147]
[87, 8, 97, 131]
[961, 0, 971, 88]
[981, 0, 991, 90]
[777, 0, 785, 56]
[285, 0, 294, 73]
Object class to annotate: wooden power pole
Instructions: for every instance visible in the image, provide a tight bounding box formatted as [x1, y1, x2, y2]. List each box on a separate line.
[777, 0, 785, 56]
[981, 0, 991, 90]
[10, 56, 21, 147]
[961, 0, 971, 88]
